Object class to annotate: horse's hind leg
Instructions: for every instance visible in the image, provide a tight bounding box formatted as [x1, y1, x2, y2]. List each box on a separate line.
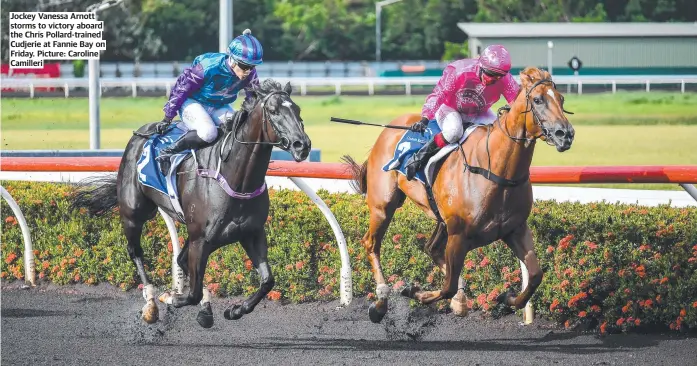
[224, 228, 274, 321]
[403, 232, 469, 306]
[165, 236, 214, 328]
[362, 173, 406, 323]
[423, 222, 469, 316]
[500, 223, 543, 310]
[120, 206, 159, 324]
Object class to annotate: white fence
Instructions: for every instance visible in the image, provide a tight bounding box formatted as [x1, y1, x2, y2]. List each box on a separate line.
[2, 75, 696, 97]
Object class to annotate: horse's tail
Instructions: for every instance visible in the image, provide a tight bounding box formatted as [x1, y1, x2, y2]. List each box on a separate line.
[340, 155, 368, 195]
[68, 174, 119, 217]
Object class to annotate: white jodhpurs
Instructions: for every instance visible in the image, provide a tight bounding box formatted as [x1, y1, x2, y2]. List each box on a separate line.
[179, 99, 235, 143]
[437, 109, 498, 143]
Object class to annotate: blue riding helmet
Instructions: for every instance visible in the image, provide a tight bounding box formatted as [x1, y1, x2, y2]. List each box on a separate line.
[227, 29, 264, 66]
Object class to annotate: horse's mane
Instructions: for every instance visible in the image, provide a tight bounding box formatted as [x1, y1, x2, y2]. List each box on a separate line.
[240, 78, 284, 113]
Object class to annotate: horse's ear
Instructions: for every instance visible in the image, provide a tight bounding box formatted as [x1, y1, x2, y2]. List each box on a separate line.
[519, 67, 537, 87]
[284, 81, 292, 95]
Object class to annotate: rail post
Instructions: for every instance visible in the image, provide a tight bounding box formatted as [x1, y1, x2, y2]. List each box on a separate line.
[519, 260, 534, 324]
[1, 186, 35, 288]
[289, 177, 353, 306]
[680, 183, 697, 202]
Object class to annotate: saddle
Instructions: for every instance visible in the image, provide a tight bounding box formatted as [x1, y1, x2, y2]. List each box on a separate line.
[382, 120, 479, 222]
[132, 112, 245, 221]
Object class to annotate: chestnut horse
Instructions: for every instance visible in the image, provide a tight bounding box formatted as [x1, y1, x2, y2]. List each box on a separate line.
[342, 67, 575, 323]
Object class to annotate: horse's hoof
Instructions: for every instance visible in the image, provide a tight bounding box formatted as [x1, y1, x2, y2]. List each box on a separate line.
[158, 291, 173, 305]
[400, 284, 419, 298]
[450, 300, 469, 317]
[368, 302, 387, 324]
[497, 291, 516, 307]
[141, 299, 159, 324]
[197, 309, 214, 328]
[223, 304, 244, 320]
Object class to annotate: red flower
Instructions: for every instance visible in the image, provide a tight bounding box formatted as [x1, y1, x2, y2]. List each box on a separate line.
[465, 260, 475, 270]
[479, 257, 490, 267]
[616, 318, 625, 326]
[578, 311, 587, 318]
[558, 234, 574, 250]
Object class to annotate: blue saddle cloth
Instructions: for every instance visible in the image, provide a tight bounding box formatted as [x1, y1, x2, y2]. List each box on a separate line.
[136, 122, 192, 196]
[381, 119, 441, 185]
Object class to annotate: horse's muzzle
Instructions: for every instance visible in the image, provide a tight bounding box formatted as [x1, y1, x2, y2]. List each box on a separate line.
[549, 123, 575, 152]
[289, 139, 311, 162]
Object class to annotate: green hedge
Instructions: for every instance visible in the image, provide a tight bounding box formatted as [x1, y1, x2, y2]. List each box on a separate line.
[2, 181, 697, 334]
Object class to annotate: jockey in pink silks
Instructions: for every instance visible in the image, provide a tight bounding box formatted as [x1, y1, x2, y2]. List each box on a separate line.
[404, 44, 521, 181]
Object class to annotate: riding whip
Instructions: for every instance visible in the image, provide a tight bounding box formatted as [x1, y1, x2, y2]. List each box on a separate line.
[330, 117, 412, 130]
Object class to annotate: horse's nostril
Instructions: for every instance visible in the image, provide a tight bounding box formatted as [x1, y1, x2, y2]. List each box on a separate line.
[292, 140, 304, 150]
[554, 129, 566, 139]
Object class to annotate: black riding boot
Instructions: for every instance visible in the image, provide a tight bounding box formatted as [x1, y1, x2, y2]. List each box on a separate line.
[405, 138, 441, 181]
[156, 130, 210, 175]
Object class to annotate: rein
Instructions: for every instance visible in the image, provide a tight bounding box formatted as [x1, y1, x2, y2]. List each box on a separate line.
[195, 89, 291, 199]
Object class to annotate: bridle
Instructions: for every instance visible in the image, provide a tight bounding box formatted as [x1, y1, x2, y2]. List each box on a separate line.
[495, 78, 574, 147]
[232, 90, 292, 150]
[458, 77, 573, 187]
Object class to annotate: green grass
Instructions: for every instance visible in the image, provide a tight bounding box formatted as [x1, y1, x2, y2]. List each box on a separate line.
[2, 92, 696, 190]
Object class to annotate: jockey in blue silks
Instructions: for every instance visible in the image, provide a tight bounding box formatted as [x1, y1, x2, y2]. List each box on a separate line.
[156, 29, 263, 167]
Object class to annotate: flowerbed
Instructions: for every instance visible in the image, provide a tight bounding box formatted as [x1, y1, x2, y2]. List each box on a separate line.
[2, 181, 696, 333]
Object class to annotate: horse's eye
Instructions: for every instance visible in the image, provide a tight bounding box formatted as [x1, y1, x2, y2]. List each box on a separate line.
[533, 97, 543, 105]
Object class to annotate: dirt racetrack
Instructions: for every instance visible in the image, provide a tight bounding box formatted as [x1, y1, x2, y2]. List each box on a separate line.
[2, 282, 696, 365]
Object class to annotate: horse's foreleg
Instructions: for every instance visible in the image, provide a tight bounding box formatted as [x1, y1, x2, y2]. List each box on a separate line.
[501, 223, 543, 309]
[363, 190, 405, 324]
[404, 233, 468, 305]
[122, 217, 160, 324]
[224, 229, 274, 321]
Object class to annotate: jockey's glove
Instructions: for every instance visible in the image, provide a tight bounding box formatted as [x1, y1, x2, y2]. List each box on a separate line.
[156, 116, 173, 134]
[410, 116, 429, 133]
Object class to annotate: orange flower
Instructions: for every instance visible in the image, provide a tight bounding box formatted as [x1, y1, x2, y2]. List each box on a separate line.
[295, 261, 304, 270]
[550, 299, 560, 312]
[600, 321, 608, 334]
[578, 311, 587, 318]
[5, 253, 17, 264]
[634, 318, 641, 326]
[244, 259, 253, 271]
[680, 309, 687, 317]
[266, 290, 281, 301]
[616, 318, 625, 326]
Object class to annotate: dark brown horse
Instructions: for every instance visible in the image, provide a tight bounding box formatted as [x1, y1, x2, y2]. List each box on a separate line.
[70, 79, 311, 328]
[342, 67, 575, 323]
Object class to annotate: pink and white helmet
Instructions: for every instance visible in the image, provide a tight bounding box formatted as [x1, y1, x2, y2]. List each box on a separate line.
[479, 44, 512, 75]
